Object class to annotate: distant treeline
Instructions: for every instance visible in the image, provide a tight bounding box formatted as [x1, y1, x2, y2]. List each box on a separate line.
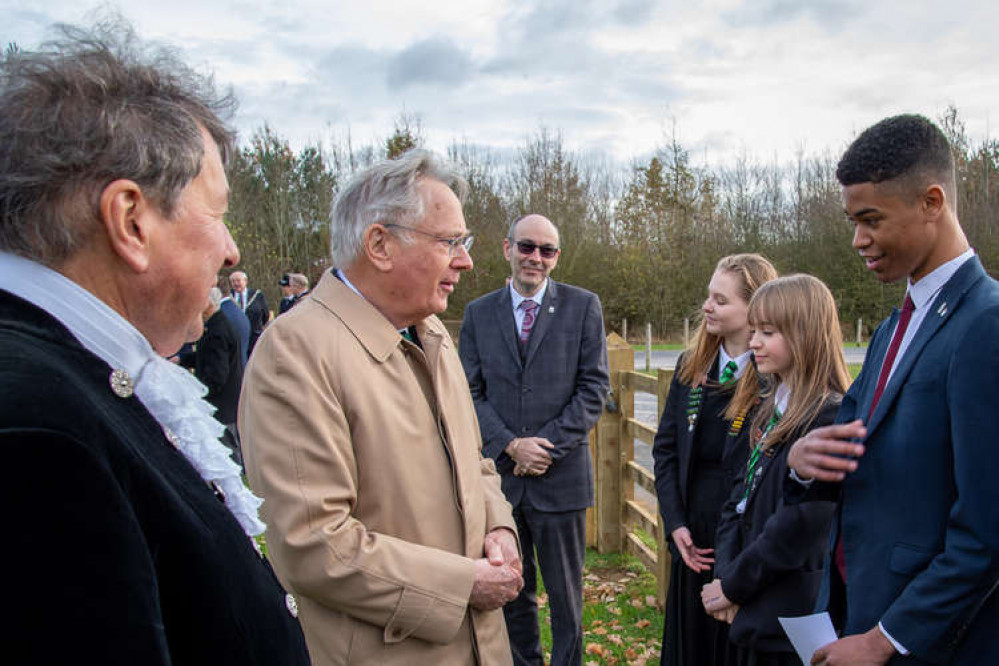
[226, 108, 997, 340]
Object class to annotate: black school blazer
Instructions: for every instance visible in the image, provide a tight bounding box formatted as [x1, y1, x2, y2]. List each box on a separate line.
[714, 398, 840, 651]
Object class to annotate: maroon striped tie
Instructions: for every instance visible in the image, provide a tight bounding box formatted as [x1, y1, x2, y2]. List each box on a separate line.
[519, 300, 538, 344]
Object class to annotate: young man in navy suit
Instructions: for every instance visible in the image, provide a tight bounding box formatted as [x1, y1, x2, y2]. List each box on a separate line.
[460, 214, 609, 665]
[787, 115, 999, 665]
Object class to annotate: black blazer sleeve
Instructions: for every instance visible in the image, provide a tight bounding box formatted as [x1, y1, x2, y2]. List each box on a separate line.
[652, 355, 689, 537]
[720, 402, 839, 605]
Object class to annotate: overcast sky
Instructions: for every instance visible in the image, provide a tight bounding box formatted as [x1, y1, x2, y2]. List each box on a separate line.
[5, 1, 997, 167]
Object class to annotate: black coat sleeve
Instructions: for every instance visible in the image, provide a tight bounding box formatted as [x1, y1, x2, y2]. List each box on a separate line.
[652, 356, 688, 537]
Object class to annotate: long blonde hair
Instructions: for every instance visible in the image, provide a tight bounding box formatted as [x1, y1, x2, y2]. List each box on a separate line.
[747, 274, 851, 449]
[678, 253, 778, 421]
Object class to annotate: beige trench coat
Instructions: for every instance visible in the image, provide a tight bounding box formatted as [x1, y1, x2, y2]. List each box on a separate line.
[239, 272, 516, 665]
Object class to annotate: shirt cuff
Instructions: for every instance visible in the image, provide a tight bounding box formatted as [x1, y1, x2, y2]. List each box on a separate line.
[789, 467, 815, 486]
[878, 622, 909, 655]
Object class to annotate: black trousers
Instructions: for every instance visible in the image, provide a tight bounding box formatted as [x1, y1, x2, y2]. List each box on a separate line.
[504, 504, 586, 666]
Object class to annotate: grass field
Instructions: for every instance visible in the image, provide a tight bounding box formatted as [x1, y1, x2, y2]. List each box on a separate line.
[538, 549, 663, 665]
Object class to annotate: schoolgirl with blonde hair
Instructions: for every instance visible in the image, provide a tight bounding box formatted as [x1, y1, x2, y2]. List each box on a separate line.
[704, 274, 849, 666]
[653, 253, 777, 666]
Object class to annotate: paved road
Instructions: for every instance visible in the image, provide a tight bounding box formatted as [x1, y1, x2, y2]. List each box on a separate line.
[633, 346, 868, 371]
[629, 347, 868, 506]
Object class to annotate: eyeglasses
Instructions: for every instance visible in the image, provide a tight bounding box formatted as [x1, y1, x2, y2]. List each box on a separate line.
[384, 224, 474, 257]
[512, 239, 560, 259]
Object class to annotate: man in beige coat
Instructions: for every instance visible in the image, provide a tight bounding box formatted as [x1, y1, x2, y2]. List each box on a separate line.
[239, 149, 522, 665]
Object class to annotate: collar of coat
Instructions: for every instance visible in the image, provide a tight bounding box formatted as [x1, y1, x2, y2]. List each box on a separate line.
[314, 269, 450, 363]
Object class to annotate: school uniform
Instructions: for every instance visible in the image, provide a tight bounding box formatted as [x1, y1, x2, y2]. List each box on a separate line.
[714, 394, 840, 666]
[653, 351, 754, 666]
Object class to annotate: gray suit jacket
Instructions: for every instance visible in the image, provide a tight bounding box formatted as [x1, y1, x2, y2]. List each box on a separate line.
[459, 280, 609, 512]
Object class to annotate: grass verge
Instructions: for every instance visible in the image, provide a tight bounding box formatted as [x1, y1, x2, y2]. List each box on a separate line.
[538, 548, 663, 665]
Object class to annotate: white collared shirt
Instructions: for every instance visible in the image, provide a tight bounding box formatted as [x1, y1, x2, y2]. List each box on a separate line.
[882, 249, 974, 384]
[719, 345, 753, 381]
[510, 279, 549, 333]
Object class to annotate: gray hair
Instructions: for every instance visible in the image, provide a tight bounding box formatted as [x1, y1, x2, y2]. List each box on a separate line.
[330, 148, 468, 267]
[290, 273, 309, 289]
[0, 16, 236, 266]
[208, 286, 223, 309]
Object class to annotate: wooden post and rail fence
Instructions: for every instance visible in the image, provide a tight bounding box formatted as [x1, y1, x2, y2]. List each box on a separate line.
[586, 331, 674, 609]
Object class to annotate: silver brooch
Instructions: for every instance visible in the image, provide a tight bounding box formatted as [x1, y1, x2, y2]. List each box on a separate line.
[285, 593, 299, 618]
[548, 306, 555, 314]
[109, 369, 134, 398]
[162, 427, 180, 449]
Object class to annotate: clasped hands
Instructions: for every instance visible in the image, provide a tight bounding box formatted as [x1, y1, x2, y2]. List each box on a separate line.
[506, 437, 554, 477]
[469, 527, 523, 611]
[700, 578, 738, 624]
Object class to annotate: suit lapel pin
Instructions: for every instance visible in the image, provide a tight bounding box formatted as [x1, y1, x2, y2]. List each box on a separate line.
[936, 301, 948, 317]
[109, 368, 134, 398]
[548, 306, 555, 314]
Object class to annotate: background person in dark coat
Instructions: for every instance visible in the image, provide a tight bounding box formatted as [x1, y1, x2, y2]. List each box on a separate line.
[230, 269, 269, 352]
[218, 273, 251, 366]
[0, 18, 309, 665]
[195, 287, 245, 465]
[278, 273, 295, 314]
[460, 214, 610, 666]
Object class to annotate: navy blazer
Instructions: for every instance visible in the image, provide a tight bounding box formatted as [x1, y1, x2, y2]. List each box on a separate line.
[789, 257, 999, 664]
[459, 280, 609, 512]
[652, 353, 753, 538]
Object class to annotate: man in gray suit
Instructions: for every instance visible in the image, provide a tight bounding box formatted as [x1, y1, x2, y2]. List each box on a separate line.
[460, 214, 609, 666]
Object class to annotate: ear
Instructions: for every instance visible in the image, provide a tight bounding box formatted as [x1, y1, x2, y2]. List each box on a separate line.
[921, 184, 947, 220]
[503, 237, 512, 262]
[99, 179, 157, 274]
[363, 224, 395, 273]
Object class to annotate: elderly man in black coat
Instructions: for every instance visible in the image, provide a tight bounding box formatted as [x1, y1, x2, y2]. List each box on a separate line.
[195, 287, 245, 465]
[0, 18, 310, 666]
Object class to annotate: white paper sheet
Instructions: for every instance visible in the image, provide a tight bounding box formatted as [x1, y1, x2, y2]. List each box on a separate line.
[778, 612, 838, 665]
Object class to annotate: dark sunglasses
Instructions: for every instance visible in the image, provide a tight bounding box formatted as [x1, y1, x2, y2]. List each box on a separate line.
[513, 240, 560, 259]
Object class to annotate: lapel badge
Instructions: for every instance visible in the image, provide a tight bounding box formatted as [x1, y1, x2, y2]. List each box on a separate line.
[936, 301, 948, 317]
[548, 306, 555, 314]
[109, 368, 134, 398]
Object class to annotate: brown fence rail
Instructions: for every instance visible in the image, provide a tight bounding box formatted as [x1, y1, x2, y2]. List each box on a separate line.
[587, 332, 675, 609]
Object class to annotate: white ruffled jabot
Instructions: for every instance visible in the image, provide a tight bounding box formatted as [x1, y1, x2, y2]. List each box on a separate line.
[0, 252, 265, 537]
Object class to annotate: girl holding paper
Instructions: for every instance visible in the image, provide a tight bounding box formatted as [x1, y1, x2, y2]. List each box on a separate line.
[703, 275, 848, 666]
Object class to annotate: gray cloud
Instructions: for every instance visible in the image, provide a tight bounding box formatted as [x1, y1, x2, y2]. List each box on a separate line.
[386, 37, 474, 89]
[613, 0, 656, 26]
[723, 0, 866, 32]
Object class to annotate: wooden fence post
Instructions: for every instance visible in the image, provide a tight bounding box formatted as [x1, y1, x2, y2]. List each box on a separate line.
[593, 332, 631, 553]
[645, 323, 652, 371]
[622, 318, 628, 343]
[856, 318, 863, 345]
[684, 317, 690, 348]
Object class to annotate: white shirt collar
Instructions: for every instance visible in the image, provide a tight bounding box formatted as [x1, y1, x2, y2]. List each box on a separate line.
[510, 279, 548, 311]
[718, 345, 753, 380]
[907, 248, 975, 311]
[0, 251, 265, 537]
[774, 382, 791, 416]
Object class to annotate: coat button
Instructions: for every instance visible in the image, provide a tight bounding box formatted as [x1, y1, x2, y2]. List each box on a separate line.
[285, 593, 298, 618]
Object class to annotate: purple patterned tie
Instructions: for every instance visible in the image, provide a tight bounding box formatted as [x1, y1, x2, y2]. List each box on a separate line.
[519, 300, 538, 344]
